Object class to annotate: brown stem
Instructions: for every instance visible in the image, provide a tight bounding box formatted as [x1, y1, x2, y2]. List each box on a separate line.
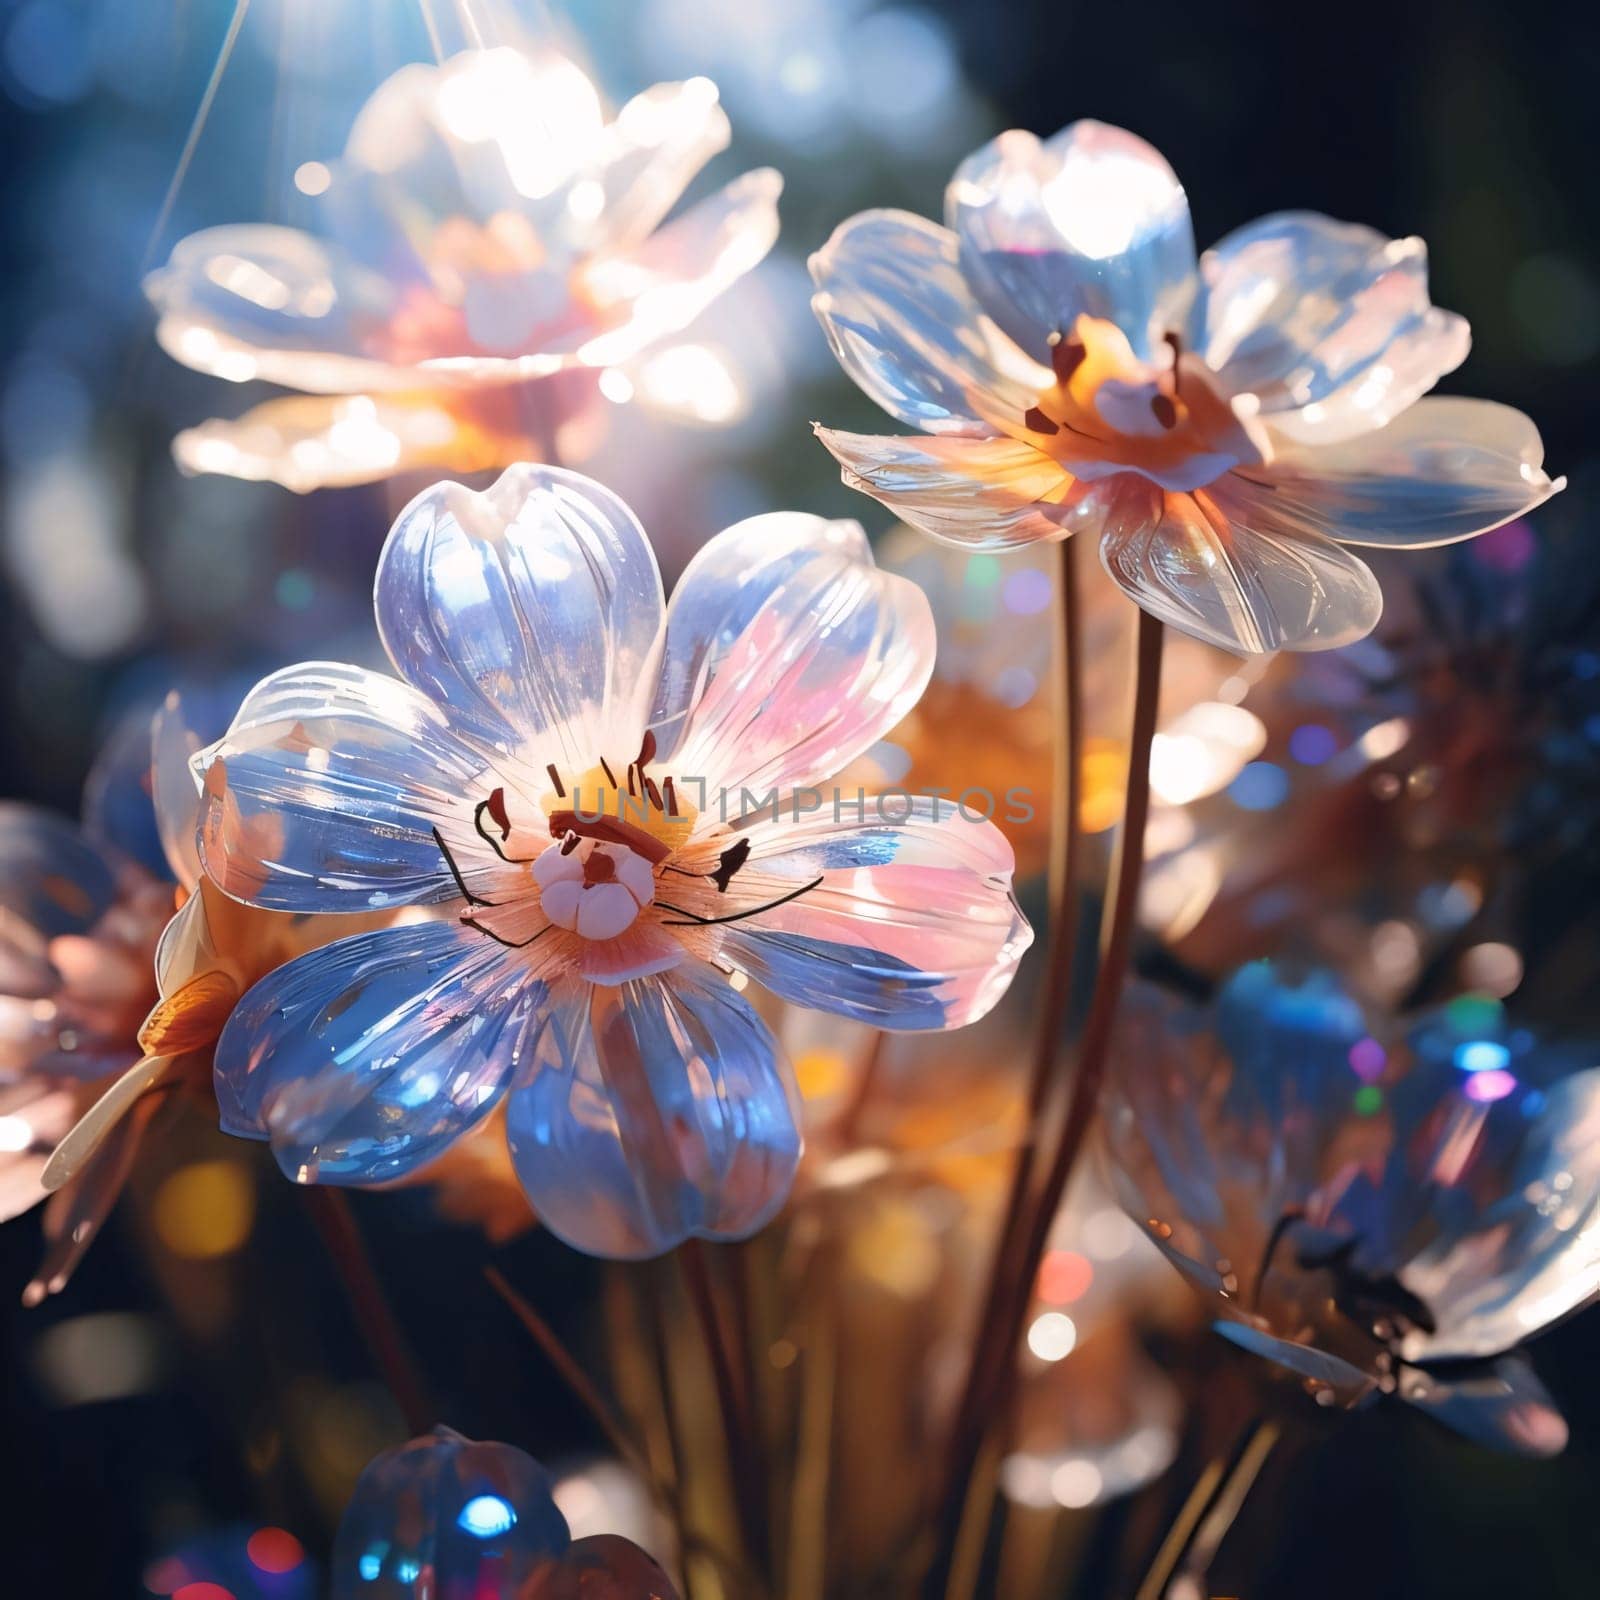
[303, 1187, 433, 1436]
[925, 606, 1164, 1598]
[922, 536, 1084, 1592]
[680, 1239, 771, 1581]
[484, 1265, 653, 1484]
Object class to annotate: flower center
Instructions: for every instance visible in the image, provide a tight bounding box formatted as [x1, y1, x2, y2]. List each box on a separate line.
[1017, 314, 1266, 492]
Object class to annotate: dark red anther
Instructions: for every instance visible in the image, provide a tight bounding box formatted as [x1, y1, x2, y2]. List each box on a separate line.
[711, 836, 752, 892]
[1150, 393, 1178, 430]
[1049, 333, 1086, 386]
[485, 787, 512, 839]
[545, 763, 566, 798]
[1024, 405, 1060, 436]
[636, 729, 657, 767]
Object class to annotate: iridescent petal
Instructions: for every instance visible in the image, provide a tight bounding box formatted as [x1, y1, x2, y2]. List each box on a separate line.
[1397, 1357, 1570, 1458]
[716, 798, 1032, 1030]
[1400, 1067, 1600, 1364]
[589, 77, 732, 251]
[1223, 398, 1564, 549]
[505, 965, 800, 1259]
[150, 691, 205, 891]
[809, 209, 1047, 435]
[332, 1427, 570, 1600]
[946, 123, 1198, 363]
[214, 921, 543, 1183]
[1200, 211, 1470, 444]
[814, 426, 1079, 550]
[665, 520, 936, 794]
[144, 225, 415, 393]
[578, 168, 783, 366]
[192, 663, 490, 912]
[651, 511, 872, 759]
[376, 465, 665, 763]
[1099, 487, 1383, 653]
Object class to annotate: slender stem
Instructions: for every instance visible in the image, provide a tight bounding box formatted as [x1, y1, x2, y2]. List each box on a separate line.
[680, 1239, 771, 1581]
[997, 607, 1165, 1348]
[922, 536, 1083, 1593]
[484, 1266, 653, 1485]
[303, 1188, 433, 1436]
[832, 1028, 890, 1146]
[1134, 1417, 1280, 1600]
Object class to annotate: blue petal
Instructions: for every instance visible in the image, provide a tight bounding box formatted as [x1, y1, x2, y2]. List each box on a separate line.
[193, 663, 490, 913]
[375, 465, 664, 766]
[946, 122, 1198, 363]
[505, 965, 800, 1259]
[331, 1426, 570, 1600]
[215, 921, 544, 1184]
[1398, 1356, 1569, 1457]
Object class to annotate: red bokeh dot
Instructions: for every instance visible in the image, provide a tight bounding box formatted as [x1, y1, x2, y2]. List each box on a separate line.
[1036, 1249, 1093, 1305]
[247, 1527, 306, 1574]
[173, 1584, 236, 1600]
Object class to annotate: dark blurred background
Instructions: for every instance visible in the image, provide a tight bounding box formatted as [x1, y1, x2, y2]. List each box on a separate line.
[1, 0, 1596, 1594]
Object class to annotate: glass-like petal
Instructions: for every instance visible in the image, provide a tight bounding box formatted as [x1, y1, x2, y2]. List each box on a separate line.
[946, 122, 1198, 363]
[1400, 1067, 1600, 1365]
[665, 520, 936, 794]
[377, 465, 665, 764]
[1200, 212, 1470, 444]
[814, 426, 1080, 550]
[578, 168, 783, 366]
[716, 798, 1032, 1030]
[192, 663, 490, 912]
[589, 77, 732, 252]
[338, 47, 606, 270]
[1099, 487, 1383, 653]
[145, 224, 416, 393]
[332, 1427, 571, 1600]
[1398, 1357, 1570, 1458]
[1220, 398, 1563, 549]
[505, 966, 800, 1259]
[809, 209, 1047, 435]
[214, 921, 542, 1183]
[1212, 1320, 1376, 1399]
[651, 511, 872, 759]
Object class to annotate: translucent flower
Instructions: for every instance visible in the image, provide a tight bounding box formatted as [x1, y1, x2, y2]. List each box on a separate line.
[332, 1426, 680, 1600]
[195, 464, 1031, 1258]
[1, 694, 377, 1302]
[0, 803, 168, 1294]
[1105, 961, 1600, 1454]
[811, 122, 1562, 653]
[146, 47, 782, 491]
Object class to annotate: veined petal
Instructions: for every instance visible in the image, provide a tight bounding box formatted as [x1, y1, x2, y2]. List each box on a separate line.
[667, 523, 936, 795]
[1200, 212, 1470, 444]
[1099, 487, 1383, 654]
[809, 209, 1046, 436]
[505, 965, 800, 1258]
[377, 465, 665, 764]
[815, 426, 1079, 550]
[578, 169, 782, 367]
[946, 122, 1198, 363]
[1226, 398, 1564, 549]
[589, 77, 732, 252]
[717, 798, 1032, 1030]
[215, 921, 542, 1184]
[651, 511, 872, 759]
[193, 662, 489, 912]
[144, 224, 417, 393]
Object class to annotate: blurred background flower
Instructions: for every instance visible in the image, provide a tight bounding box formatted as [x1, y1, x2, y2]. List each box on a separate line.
[1, 1, 1597, 1596]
